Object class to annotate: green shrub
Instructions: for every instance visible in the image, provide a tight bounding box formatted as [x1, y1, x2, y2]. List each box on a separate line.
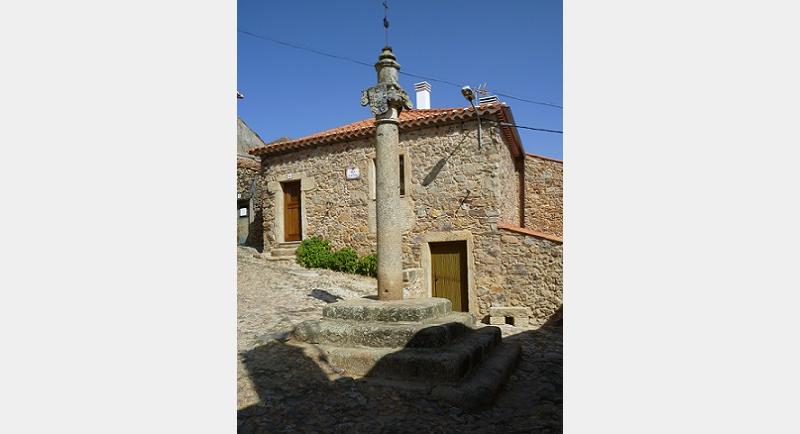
[296, 237, 377, 278]
[295, 236, 333, 268]
[355, 254, 377, 277]
[329, 247, 359, 273]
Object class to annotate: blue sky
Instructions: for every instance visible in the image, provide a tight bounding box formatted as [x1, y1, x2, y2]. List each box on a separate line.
[238, 0, 562, 159]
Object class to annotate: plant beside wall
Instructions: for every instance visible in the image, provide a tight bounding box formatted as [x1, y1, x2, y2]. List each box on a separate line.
[294, 236, 332, 269]
[296, 236, 377, 278]
[354, 254, 377, 277]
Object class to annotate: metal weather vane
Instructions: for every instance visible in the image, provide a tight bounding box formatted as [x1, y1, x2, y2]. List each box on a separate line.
[383, 1, 390, 46]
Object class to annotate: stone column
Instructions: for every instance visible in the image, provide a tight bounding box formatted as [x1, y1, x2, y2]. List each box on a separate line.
[361, 47, 412, 300]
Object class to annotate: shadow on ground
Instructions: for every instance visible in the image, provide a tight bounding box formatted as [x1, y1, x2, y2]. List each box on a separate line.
[238, 309, 562, 434]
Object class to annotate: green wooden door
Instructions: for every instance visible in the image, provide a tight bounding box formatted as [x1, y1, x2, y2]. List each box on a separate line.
[430, 241, 468, 312]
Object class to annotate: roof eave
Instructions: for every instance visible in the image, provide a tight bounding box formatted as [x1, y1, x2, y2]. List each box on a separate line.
[495, 104, 524, 158]
[250, 103, 515, 157]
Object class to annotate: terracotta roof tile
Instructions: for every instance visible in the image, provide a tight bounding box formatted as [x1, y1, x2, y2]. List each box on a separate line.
[250, 102, 523, 157]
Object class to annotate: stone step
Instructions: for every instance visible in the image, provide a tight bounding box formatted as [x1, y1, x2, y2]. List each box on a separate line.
[430, 341, 521, 410]
[318, 326, 502, 383]
[269, 241, 301, 257]
[293, 312, 476, 349]
[322, 297, 452, 323]
[264, 255, 295, 262]
[270, 247, 298, 257]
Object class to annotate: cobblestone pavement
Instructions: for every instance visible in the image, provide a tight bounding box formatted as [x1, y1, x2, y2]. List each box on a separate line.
[237, 247, 562, 434]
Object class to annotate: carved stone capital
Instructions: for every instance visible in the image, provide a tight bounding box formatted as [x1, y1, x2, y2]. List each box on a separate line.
[360, 83, 413, 116]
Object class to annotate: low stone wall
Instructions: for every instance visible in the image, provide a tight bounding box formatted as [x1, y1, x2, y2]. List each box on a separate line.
[473, 225, 562, 327]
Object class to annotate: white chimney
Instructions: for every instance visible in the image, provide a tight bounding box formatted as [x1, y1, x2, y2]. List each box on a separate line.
[478, 94, 499, 105]
[414, 81, 431, 109]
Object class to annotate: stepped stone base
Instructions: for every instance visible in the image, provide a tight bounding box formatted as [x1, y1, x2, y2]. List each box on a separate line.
[292, 297, 520, 409]
[294, 312, 475, 348]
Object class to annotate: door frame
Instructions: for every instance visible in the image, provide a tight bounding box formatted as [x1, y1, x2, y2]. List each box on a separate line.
[281, 180, 303, 242]
[421, 230, 476, 316]
[429, 240, 469, 312]
[267, 173, 313, 244]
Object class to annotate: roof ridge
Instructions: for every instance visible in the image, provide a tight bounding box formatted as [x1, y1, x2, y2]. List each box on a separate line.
[250, 102, 509, 156]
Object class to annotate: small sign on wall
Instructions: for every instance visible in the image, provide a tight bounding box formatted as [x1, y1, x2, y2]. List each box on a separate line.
[346, 166, 360, 180]
[239, 208, 248, 217]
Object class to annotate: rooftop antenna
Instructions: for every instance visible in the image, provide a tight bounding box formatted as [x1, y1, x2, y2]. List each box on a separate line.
[477, 83, 501, 105]
[382, 1, 390, 47]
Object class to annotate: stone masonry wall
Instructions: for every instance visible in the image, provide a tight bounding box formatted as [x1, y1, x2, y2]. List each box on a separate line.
[260, 118, 519, 257]
[237, 158, 263, 251]
[401, 120, 520, 296]
[497, 142, 521, 228]
[524, 155, 563, 237]
[259, 137, 375, 255]
[473, 227, 562, 326]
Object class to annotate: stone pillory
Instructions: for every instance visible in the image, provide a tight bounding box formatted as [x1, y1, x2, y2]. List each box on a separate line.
[361, 47, 412, 301]
[284, 46, 536, 409]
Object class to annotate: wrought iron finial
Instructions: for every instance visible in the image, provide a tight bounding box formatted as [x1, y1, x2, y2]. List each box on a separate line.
[383, 1, 390, 46]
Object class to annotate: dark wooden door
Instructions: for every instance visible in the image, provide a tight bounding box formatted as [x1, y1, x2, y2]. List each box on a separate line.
[431, 241, 468, 312]
[283, 181, 302, 242]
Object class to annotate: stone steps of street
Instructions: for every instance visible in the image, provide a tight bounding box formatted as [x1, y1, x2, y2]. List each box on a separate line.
[264, 255, 295, 262]
[269, 241, 301, 258]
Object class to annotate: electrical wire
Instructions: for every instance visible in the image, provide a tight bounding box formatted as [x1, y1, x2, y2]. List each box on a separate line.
[493, 121, 563, 134]
[238, 29, 562, 109]
[238, 30, 374, 68]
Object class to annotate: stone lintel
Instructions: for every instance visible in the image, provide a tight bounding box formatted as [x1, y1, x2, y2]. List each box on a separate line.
[322, 297, 452, 323]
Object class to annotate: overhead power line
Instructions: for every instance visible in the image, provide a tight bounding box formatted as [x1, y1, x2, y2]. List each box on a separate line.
[238, 29, 563, 109]
[238, 30, 374, 68]
[494, 121, 563, 134]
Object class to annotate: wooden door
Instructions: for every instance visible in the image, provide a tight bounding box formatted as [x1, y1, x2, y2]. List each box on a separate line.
[430, 241, 468, 312]
[283, 181, 302, 242]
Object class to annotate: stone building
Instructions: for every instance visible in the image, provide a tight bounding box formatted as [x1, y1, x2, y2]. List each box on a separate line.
[237, 117, 266, 250]
[249, 87, 563, 326]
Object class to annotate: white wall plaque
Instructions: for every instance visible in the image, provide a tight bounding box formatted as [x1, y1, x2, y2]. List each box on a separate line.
[239, 208, 248, 217]
[346, 166, 360, 180]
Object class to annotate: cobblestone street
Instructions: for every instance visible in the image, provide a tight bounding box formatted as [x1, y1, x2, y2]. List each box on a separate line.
[237, 247, 562, 433]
